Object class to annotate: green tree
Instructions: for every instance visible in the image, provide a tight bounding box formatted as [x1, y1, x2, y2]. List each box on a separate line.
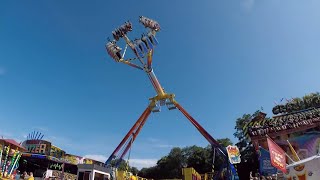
[138, 166, 159, 179]
[217, 138, 233, 147]
[136, 139, 234, 179]
[233, 112, 262, 160]
[233, 112, 259, 179]
[130, 167, 139, 175]
[110, 159, 128, 171]
[183, 146, 209, 173]
[110, 159, 139, 175]
[165, 147, 184, 178]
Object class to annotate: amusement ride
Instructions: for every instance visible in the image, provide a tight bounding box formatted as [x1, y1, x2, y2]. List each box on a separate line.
[104, 16, 238, 180]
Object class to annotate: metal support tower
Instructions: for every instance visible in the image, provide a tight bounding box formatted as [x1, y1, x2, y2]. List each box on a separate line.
[105, 16, 237, 179]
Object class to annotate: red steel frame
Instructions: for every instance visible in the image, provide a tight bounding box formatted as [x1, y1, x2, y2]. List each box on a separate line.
[105, 23, 228, 168]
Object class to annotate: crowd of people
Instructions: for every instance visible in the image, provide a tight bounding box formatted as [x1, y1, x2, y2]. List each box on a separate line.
[15, 171, 34, 180]
[248, 109, 320, 136]
[249, 171, 280, 180]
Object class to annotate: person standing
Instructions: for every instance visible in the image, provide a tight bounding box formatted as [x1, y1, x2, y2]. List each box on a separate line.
[27, 172, 34, 180]
[15, 170, 21, 180]
[22, 171, 29, 180]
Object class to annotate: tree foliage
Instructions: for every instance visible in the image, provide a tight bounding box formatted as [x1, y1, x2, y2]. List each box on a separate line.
[137, 138, 232, 179]
[272, 92, 320, 115]
[130, 167, 139, 175]
[110, 159, 139, 174]
[233, 111, 260, 179]
[217, 138, 233, 147]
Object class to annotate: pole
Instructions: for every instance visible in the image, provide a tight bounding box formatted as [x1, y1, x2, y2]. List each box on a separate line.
[105, 107, 151, 165]
[285, 154, 295, 164]
[212, 147, 215, 173]
[2, 146, 10, 173]
[118, 109, 151, 160]
[147, 70, 165, 97]
[8, 153, 21, 175]
[61, 162, 65, 180]
[0, 137, 3, 170]
[286, 140, 300, 161]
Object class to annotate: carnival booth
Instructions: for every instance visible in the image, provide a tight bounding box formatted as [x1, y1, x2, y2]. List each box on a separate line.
[285, 154, 320, 180]
[77, 164, 110, 180]
[243, 94, 320, 179]
[0, 139, 26, 179]
[18, 131, 105, 179]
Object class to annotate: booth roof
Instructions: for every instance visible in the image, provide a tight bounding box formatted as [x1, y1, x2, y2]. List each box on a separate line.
[287, 154, 320, 168]
[243, 107, 320, 140]
[2, 139, 27, 151]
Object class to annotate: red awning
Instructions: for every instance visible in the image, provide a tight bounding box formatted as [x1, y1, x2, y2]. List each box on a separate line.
[3, 139, 27, 151]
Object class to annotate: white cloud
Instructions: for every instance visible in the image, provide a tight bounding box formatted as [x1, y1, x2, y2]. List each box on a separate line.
[129, 159, 157, 170]
[242, 0, 255, 11]
[153, 144, 174, 148]
[83, 155, 157, 170]
[84, 154, 107, 163]
[146, 138, 174, 148]
[42, 135, 76, 151]
[32, 126, 49, 132]
[147, 137, 160, 143]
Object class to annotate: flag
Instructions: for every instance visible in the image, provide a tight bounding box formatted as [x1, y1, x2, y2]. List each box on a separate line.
[267, 137, 287, 173]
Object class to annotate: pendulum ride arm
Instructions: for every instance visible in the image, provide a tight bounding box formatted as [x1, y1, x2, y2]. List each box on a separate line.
[174, 101, 237, 178]
[173, 101, 227, 156]
[105, 106, 151, 166]
[147, 49, 153, 69]
[144, 50, 166, 97]
[117, 109, 150, 161]
[117, 35, 165, 97]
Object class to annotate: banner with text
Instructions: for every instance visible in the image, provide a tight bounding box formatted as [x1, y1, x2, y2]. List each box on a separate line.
[267, 137, 287, 173]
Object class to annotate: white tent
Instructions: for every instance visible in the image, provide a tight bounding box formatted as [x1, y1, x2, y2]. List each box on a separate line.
[285, 155, 320, 180]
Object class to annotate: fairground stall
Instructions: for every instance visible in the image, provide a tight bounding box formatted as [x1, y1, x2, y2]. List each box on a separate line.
[244, 97, 320, 179]
[77, 164, 110, 180]
[19, 132, 104, 180]
[0, 139, 26, 179]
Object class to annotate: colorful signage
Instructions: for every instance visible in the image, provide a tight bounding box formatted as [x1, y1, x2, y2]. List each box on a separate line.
[23, 140, 51, 155]
[21, 138, 104, 166]
[31, 154, 46, 159]
[258, 147, 277, 175]
[49, 145, 65, 158]
[276, 132, 320, 159]
[0, 145, 22, 179]
[64, 154, 84, 165]
[48, 162, 63, 171]
[267, 137, 287, 173]
[84, 159, 93, 164]
[226, 145, 241, 164]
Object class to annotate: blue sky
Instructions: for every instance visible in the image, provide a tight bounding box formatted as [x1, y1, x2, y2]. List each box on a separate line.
[1, 0, 320, 169]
